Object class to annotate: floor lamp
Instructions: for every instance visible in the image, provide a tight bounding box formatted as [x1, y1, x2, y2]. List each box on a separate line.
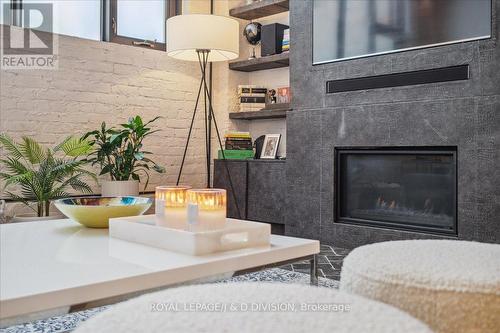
[166, 14, 242, 216]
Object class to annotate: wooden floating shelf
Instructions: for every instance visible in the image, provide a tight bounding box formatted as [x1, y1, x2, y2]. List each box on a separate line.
[229, 104, 291, 120]
[229, 52, 289, 72]
[230, 0, 289, 20]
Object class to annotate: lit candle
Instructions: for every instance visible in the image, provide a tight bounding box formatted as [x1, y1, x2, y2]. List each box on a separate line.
[155, 186, 191, 229]
[187, 189, 226, 231]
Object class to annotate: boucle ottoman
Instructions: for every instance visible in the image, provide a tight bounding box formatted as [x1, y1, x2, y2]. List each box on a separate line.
[74, 283, 431, 333]
[340, 240, 500, 333]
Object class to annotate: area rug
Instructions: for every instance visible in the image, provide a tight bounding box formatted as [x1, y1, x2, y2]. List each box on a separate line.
[2, 268, 338, 333]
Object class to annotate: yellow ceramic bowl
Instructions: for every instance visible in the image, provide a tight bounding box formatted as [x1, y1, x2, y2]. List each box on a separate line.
[54, 196, 152, 228]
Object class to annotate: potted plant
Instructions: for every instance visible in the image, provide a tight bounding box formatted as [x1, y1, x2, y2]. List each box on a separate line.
[83, 116, 165, 196]
[0, 134, 95, 221]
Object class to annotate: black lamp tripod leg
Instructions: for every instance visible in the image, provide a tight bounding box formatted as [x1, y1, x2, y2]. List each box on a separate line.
[201, 68, 243, 219]
[201, 52, 211, 187]
[176, 69, 204, 186]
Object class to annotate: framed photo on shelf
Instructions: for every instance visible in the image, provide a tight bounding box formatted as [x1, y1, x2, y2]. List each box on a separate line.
[260, 134, 281, 159]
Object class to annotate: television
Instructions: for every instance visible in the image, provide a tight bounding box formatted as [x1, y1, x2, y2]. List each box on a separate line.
[313, 0, 492, 65]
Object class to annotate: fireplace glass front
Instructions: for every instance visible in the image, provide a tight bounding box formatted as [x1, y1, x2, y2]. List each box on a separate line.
[336, 148, 457, 234]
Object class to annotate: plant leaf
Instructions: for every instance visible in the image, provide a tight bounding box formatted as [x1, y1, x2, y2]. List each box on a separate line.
[54, 136, 93, 157]
[0, 134, 23, 159]
[20, 137, 46, 164]
[153, 164, 166, 173]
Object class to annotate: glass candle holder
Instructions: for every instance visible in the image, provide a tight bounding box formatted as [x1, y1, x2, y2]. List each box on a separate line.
[187, 189, 227, 231]
[155, 186, 191, 229]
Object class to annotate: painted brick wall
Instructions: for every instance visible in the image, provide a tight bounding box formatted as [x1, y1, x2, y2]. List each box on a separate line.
[0, 0, 276, 218]
[0, 25, 212, 195]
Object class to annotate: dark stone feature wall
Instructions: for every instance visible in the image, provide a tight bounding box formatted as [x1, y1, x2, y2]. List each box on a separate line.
[213, 159, 286, 231]
[286, 0, 500, 247]
[247, 160, 286, 224]
[213, 160, 247, 219]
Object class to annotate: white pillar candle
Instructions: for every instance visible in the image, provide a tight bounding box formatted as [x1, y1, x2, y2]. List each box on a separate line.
[155, 186, 191, 229]
[187, 189, 227, 232]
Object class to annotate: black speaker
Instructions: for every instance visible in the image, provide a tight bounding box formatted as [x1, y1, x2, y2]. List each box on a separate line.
[261, 23, 289, 57]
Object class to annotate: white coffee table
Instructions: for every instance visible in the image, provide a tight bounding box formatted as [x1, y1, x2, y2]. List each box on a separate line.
[0, 219, 319, 323]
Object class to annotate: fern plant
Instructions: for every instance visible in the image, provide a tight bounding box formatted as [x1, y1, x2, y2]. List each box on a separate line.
[0, 134, 96, 217]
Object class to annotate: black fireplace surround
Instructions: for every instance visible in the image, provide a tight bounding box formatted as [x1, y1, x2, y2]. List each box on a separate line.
[335, 147, 457, 235]
[285, 0, 499, 247]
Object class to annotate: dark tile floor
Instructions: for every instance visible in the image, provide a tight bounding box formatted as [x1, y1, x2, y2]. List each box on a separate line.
[280, 244, 351, 281]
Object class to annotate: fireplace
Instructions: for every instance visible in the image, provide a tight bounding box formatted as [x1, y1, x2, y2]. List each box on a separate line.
[335, 147, 457, 235]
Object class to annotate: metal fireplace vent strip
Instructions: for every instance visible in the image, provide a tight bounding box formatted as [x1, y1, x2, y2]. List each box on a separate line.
[326, 65, 469, 93]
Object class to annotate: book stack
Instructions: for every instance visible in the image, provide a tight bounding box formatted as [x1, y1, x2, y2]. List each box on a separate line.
[219, 131, 254, 160]
[238, 85, 267, 112]
[224, 131, 252, 150]
[282, 28, 290, 52]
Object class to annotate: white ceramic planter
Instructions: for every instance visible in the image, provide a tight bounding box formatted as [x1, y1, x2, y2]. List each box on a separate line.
[101, 180, 140, 197]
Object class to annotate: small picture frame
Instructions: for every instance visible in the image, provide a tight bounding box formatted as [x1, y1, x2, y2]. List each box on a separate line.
[260, 134, 281, 159]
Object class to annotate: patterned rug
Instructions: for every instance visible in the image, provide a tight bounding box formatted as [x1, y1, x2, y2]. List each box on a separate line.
[2, 268, 338, 333]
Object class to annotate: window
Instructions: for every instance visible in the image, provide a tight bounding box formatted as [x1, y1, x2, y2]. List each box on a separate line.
[1, 0, 180, 50]
[1, 0, 101, 41]
[31, 0, 101, 41]
[110, 0, 178, 51]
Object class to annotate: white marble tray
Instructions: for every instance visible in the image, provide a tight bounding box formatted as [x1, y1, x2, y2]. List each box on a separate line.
[109, 215, 271, 255]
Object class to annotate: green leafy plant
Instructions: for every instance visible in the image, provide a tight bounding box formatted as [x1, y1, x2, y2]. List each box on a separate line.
[0, 135, 96, 217]
[83, 116, 165, 191]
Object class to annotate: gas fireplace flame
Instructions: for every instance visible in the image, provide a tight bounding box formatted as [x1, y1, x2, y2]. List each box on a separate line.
[376, 196, 434, 214]
[376, 196, 398, 210]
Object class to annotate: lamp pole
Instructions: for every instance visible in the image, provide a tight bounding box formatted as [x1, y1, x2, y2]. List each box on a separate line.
[175, 49, 241, 218]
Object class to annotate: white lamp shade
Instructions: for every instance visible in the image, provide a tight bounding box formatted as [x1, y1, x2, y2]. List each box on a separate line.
[166, 14, 239, 62]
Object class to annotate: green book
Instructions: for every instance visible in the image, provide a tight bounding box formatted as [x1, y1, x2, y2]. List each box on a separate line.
[218, 150, 254, 160]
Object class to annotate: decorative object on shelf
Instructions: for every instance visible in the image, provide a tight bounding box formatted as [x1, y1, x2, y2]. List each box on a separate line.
[155, 185, 191, 229]
[217, 150, 255, 160]
[254, 135, 266, 159]
[187, 189, 227, 231]
[237, 85, 267, 112]
[54, 196, 152, 228]
[220, 131, 254, 160]
[260, 134, 281, 159]
[83, 116, 165, 197]
[166, 14, 239, 189]
[261, 23, 289, 56]
[243, 22, 262, 45]
[225, 131, 253, 150]
[267, 88, 277, 104]
[277, 86, 291, 103]
[0, 134, 95, 220]
[282, 28, 290, 52]
[243, 22, 262, 59]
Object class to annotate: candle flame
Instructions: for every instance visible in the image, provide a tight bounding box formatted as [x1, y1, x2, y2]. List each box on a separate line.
[187, 189, 227, 211]
[155, 186, 191, 207]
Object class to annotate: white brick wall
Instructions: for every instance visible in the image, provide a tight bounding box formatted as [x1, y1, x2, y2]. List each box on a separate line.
[0, 25, 213, 196]
[0, 0, 288, 217]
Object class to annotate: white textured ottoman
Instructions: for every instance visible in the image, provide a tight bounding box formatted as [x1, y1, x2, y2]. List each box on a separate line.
[340, 240, 500, 333]
[74, 283, 431, 333]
